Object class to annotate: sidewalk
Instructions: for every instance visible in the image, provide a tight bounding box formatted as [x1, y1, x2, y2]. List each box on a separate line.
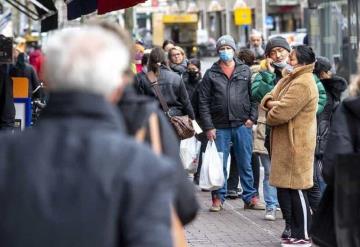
[185, 187, 285, 247]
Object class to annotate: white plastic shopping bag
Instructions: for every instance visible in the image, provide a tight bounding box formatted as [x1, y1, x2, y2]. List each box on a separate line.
[180, 136, 201, 173]
[199, 141, 225, 191]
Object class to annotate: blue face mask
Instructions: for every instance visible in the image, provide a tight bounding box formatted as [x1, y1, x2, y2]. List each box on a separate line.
[219, 50, 234, 62]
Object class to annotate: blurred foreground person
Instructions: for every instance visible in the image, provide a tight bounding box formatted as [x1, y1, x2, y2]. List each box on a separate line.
[311, 59, 360, 247]
[0, 27, 176, 247]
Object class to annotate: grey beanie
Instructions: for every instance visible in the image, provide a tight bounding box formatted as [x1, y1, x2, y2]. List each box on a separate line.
[216, 35, 237, 52]
[265, 36, 291, 55]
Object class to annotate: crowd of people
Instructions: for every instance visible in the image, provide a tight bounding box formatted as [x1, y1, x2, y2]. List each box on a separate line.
[0, 23, 359, 247]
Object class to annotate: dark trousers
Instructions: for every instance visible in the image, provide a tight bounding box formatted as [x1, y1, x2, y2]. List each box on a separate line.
[251, 153, 260, 195]
[307, 159, 322, 212]
[227, 146, 239, 191]
[277, 188, 312, 240]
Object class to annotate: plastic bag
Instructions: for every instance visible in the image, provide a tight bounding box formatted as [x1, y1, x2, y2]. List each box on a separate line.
[199, 141, 225, 191]
[180, 136, 201, 173]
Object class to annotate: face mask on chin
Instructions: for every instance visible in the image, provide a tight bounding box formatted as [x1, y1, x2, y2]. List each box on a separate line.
[219, 49, 234, 62]
[272, 60, 287, 68]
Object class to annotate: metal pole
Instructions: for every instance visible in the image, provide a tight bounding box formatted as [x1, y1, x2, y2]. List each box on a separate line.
[225, 0, 230, 35]
[262, 0, 267, 40]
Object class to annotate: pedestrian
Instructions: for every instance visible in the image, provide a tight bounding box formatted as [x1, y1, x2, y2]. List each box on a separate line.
[247, 30, 265, 62]
[182, 58, 202, 107]
[261, 45, 318, 247]
[313, 56, 347, 195]
[10, 49, 40, 98]
[135, 47, 195, 123]
[134, 40, 145, 73]
[0, 26, 177, 247]
[237, 47, 278, 220]
[311, 56, 360, 247]
[168, 46, 188, 76]
[29, 44, 44, 80]
[199, 35, 262, 212]
[163, 39, 175, 53]
[98, 22, 199, 226]
[0, 63, 15, 131]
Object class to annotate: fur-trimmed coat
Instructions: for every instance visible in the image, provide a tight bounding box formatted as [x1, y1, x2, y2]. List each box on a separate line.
[261, 63, 318, 189]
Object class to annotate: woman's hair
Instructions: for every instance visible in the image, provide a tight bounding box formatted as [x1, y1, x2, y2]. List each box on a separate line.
[141, 52, 150, 67]
[168, 46, 186, 62]
[292, 45, 316, 65]
[188, 58, 201, 70]
[238, 48, 255, 66]
[162, 39, 175, 50]
[148, 47, 167, 75]
[314, 56, 332, 77]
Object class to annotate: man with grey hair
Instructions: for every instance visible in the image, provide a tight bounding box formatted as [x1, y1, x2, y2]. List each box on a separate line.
[0, 26, 176, 247]
[247, 29, 265, 61]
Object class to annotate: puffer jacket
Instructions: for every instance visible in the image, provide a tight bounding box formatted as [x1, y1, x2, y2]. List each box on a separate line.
[252, 70, 327, 114]
[135, 67, 195, 119]
[199, 59, 258, 130]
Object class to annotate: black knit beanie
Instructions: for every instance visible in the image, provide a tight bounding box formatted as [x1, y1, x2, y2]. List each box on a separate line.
[265, 36, 291, 55]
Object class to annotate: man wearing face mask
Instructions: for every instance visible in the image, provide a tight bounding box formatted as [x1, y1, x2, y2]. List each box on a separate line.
[199, 35, 261, 212]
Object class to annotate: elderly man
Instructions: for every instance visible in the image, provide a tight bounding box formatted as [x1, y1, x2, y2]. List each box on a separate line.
[199, 35, 263, 212]
[247, 30, 265, 61]
[0, 26, 176, 247]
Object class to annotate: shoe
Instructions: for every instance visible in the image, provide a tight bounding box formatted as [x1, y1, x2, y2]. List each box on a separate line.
[209, 198, 223, 212]
[281, 225, 291, 240]
[244, 197, 265, 210]
[264, 208, 276, 221]
[281, 238, 312, 247]
[225, 190, 238, 199]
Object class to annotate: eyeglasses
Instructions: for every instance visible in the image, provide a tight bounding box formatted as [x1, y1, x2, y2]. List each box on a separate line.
[171, 53, 182, 57]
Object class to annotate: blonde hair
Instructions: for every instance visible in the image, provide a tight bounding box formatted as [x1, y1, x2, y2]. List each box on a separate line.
[169, 46, 186, 60]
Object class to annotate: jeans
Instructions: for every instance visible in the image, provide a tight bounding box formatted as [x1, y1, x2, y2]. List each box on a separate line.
[211, 125, 257, 203]
[253, 153, 278, 210]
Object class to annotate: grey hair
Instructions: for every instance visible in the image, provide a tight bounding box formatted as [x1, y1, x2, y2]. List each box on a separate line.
[43, 26, 129, 97]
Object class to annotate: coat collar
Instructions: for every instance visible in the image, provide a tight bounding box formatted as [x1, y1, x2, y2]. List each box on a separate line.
[41, 91, 124, 130]
[282, 63, 315, 79]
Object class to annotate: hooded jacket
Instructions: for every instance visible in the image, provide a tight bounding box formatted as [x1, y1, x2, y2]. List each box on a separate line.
[199, 59, 258, 130]
[315, 76, 348, 156]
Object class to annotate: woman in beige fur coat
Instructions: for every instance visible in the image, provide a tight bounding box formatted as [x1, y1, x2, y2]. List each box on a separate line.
[261, 45, 318, 246]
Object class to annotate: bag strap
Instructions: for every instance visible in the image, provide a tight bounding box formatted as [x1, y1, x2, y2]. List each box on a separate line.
[146, 71, 170, 115]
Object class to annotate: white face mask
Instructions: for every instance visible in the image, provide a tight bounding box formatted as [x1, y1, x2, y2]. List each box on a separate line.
[273, 61, 287, 68]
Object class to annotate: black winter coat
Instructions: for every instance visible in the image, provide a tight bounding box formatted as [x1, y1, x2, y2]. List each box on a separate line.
[199, 59, 258, 130]
[311, 95, 360, 247]
[182, 71, 201, 119]
[322, 95, 360, 185]
[10, 62, 40, 97]
[135, 67, 195, 119]
[0, 64, 15, 130]
[117, 86, 199, 225]
[315, 76, 348, 157]
[0, 92, 176, 247]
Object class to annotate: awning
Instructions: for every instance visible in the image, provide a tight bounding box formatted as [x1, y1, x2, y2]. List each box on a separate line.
[98, 0, 146, 15]
[67, 0, 97, 21]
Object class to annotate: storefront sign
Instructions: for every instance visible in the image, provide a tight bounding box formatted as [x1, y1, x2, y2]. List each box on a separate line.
[163, 14, 198, 24]
[234, 7, 252, 26]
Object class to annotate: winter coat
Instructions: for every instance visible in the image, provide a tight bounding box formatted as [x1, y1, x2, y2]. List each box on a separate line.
[322, 96, 360, 185]
[182, 71, 202, 119]
[261, 63, 319, 189]
[0, 64, 15, 130]
[311, 95, 360, 247]
[315, 76, 348, 157]
[10, 62, 40, 97]
[117, 85, 199, 225]
[253, 106, 268, 154]
[29, 49, 44, 79]
[252, 69, 327, 114]
[0, 92, 176, 247]
[135, 67, 195, 119]
[170, 60, 188, 76]
[199, 59, 258, 130]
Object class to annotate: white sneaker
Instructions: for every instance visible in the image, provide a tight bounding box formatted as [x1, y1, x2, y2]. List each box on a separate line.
[281, 238, 312, 247]
[264, 208, 276, 221]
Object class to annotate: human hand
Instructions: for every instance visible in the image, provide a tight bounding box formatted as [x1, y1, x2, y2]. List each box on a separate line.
[266, 100, 279, 109]
[206, 129, 216, 141]
[266, 58, 275, 73]
[245, 119, 254, 128]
